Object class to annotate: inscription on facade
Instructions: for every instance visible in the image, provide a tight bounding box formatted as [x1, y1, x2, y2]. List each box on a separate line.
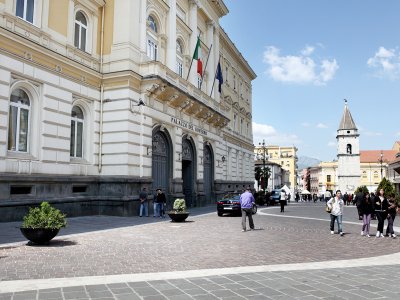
[171, 117, 207, 136]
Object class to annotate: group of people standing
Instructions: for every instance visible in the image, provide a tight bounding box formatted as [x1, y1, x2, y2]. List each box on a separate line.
[327, 188, 398, 238]
[138, 187, 167, 218]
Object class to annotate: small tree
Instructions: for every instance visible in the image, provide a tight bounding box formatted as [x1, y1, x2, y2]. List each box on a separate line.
[355, 185, 369, 194]
[377, 178, 395, 196]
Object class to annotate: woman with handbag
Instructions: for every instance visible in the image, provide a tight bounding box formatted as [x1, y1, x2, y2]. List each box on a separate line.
[327, 190, 344, 236]
[374, 188, 388, 238]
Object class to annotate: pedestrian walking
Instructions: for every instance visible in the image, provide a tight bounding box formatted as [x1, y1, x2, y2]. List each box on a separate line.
[374, 188, 388, 238]
[240, 186, 255, 232]
[327, 190, 344, 236]
[385, 195, 397, 238]
[155, 188, 167, 218]
[280, 189, 287, 213]
[139, 187, 148, 217]
[355, 191, 364, 220]
[360, 192, 374, 237]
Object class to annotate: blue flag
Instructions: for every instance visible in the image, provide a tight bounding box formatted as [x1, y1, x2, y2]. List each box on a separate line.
[216, 61, 223, 93]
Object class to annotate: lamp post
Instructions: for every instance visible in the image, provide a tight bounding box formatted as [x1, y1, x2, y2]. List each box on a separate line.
[378, 151, 384, 179]
[257, 140, 268, 191]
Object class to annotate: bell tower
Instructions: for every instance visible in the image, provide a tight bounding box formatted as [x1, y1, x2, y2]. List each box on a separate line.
[337, 100, 360, 193]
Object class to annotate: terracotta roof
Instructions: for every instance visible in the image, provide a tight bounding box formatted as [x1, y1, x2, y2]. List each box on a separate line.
[338, 104, 357, 130]
[360, 150, 398, 163]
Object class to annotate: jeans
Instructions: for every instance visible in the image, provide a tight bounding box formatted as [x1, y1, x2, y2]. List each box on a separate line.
[386, 214, 396, 235]
[156, 203, 164, 217]
[362, 214, 371, 234]
[140, 202, 148, 217]
[241, 208, 254, 231]
[153, 202, 158, 217]
[330, 214, 343, 233]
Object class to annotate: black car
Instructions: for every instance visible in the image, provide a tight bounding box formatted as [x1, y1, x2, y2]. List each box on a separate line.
[217, 193, 257, 216]
[269, 189, 281, 205]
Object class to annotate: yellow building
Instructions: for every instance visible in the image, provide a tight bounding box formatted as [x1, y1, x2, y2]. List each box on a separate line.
[254, 145, 298, 189]
[0, 0, 256, 221]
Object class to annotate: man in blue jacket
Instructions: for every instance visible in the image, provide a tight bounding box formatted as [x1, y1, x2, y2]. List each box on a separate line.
[240, 187, 255, 232]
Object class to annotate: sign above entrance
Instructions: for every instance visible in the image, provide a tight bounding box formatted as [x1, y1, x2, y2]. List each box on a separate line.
[171, 117, 207, 136]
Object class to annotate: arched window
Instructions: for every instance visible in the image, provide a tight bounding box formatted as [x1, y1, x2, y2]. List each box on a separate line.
[146, 15, 158, 60]
[70, 106, 84, 158]
[8, 89, 30, 152]
[74, 11, 87, 51]
[346, 144, 352, 154]
[148, 15, 157, 32]
[16, 0, 34, 23]
[176, 40, 183, 77]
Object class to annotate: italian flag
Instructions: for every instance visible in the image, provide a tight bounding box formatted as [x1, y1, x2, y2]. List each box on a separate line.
[193, 37, 203, 78]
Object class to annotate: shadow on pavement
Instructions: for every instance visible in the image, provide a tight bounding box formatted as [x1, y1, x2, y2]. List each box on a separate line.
[0, 205, 216, 246]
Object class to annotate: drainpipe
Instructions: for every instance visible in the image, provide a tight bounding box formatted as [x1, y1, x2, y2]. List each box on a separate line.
[98, 3, 106, 173]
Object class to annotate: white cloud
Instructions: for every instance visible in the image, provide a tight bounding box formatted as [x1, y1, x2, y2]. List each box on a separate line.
[263, 45, 339, 85]
[316, 123, 328, 129]
[364, 131, 383, 137]
[327, 141, 336, 147]
[367, 46, 400, 79]
[252, 121, 302, 145]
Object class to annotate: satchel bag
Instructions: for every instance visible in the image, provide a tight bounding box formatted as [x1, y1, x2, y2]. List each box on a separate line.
[325, 205, 331, 213]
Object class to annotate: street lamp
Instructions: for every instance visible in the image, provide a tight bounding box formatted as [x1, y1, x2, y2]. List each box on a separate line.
[378, 151, 384, 179]
[257, 140, 268, 191]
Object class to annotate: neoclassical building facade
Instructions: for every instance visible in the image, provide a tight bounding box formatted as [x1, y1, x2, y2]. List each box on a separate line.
[0, 0, 256, 221]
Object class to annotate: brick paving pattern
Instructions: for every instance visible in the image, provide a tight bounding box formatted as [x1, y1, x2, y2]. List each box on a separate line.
[0, 203, 399, 299]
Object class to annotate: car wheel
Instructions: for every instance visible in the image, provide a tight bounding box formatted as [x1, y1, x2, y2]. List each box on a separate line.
[217, 212, 223, 217]
[252, 205, 257, 214]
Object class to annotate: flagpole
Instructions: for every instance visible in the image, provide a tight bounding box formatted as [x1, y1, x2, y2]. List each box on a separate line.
[186, 34, 201, 81]
[210, 57, 221, 97]
[199, 44, 212, 89]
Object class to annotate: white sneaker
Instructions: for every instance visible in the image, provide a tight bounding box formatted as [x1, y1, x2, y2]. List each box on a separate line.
[340, 232, 344, 236]
[366, 234, 370, 238]
[392, 234, 396, 238]
[330, 231, 334, 234]
[376, 231, 380, 237]
[361, 231, 364, 236]
[380, 233, 385, 237]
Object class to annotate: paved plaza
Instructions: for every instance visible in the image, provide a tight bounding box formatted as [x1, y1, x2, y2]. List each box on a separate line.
[0, 202, 399, 299]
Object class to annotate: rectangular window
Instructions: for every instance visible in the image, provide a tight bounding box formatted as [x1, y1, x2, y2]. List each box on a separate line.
[10, 186, 32, 195]
[176, 60, 183, 77]
[72, 186, 87, 193]
[16, 0, 34, 24]
[19, 108, 29, 152]
[76, 122, 83, 157]
[8, 106, 18, 151]
[327, 175, 331, 182]
[147, 39, 157, 60]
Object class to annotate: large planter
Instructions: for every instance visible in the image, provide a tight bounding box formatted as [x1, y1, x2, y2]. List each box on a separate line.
[167, 212, 190, 222]
[20, 228, 60, 245]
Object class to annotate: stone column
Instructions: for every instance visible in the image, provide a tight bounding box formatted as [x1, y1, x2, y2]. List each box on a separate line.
[139, 0, 147, 55]
[206, 21, 215, 96]
[166, 0, 177, 72]
[188, 0, 198, 84]
[213, 24, 220, 101]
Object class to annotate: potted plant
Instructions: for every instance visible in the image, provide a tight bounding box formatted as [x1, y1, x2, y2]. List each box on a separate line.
[167, 198, 189, 222]
[20, 202, 67, 245]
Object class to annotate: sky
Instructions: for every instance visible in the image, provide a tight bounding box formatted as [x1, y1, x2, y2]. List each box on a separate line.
[220, 0, 400, 162]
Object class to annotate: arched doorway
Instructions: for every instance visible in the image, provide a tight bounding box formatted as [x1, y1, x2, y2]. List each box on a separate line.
[152, 129, 171, 196]
[203, 143, 214, 203]
[182, 137, 196, 207]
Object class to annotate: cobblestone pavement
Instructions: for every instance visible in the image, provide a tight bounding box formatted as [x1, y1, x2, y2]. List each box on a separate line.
[0, 202, 399, 299]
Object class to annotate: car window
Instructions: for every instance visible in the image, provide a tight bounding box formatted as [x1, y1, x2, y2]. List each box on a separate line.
[222, 193, 240, 199]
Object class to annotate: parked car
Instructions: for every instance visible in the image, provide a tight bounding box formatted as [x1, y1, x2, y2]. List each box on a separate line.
[217, 192, 257, 216]
[269, 189, 281, 205]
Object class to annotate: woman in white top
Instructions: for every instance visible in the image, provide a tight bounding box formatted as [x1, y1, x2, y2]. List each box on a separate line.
[327, 190, 344, 236]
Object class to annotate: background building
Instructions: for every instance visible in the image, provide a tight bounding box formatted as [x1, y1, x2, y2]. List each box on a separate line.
[0, 0, 256, 221]
[254, 144, 298, 190]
